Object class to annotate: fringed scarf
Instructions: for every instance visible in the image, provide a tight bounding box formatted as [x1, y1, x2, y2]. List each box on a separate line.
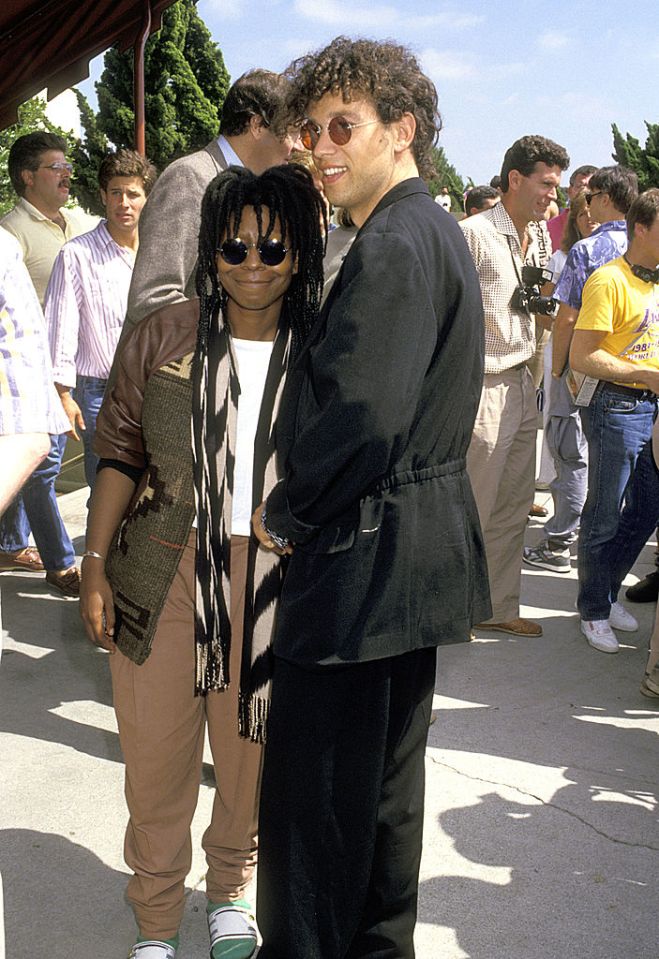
[192, 304, 289, 742]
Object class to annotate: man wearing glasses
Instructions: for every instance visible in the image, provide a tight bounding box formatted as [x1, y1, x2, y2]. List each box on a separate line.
[0, 132, 97, 595]
[1, 133, 96, 305]
[252, 36, 489, 959]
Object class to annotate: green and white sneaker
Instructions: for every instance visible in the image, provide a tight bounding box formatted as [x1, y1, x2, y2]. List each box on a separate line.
[207, 900, 258, 959]
[128, 941, 177, 959]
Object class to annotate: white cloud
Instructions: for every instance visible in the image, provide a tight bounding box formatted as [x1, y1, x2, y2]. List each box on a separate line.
[294, 0, 484, 32]
[538, 31, 571, 50]
[294, 0, 399, 28]
[43, 90, 81, 137]
[201, 0, 244, 21]
[410, 12, 485, 30]
[421, 49, 475, 81]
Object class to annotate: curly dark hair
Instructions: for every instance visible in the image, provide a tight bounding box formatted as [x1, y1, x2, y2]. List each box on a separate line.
[195, 164, 327, 361]
[284, 36, 441, 179]
[500, 135, 570, 192]
[98, 149, 157, 195]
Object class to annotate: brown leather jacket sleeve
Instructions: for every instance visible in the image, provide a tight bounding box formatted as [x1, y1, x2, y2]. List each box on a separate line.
[94, 299, 200, 467]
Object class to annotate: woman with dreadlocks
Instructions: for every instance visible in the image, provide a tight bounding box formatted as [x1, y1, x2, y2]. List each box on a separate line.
[79, 164, 326, 959]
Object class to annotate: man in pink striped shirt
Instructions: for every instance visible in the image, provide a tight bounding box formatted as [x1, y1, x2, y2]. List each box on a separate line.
[46, 150, 156, 490]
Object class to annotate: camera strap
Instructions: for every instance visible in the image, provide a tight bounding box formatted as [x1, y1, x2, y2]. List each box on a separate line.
[506, 221, 548, 287]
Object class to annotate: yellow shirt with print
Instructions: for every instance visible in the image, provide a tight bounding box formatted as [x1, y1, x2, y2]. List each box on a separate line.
[576, 256, 659, 390]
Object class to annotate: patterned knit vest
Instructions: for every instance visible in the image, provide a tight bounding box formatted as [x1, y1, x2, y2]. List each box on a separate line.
[105, 354, 195, 665]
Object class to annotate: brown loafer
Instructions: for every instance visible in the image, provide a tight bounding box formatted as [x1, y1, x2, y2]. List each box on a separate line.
[0, 546, 45, 572]
[474, 617, 543, 637]
[45, 567, 81, 598]
[529, 503, 548, 518]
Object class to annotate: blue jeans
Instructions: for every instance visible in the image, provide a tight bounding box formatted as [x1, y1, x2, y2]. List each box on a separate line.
[0, 434, 76, 571]
[543, 411, 588, 549]
[74, 375, 108, 490]
[577, 384, 657, 621]
[0, 495, 30, 551]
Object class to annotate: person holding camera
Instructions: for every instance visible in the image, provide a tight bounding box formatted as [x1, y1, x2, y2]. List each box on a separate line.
[460, 135, 569, 637]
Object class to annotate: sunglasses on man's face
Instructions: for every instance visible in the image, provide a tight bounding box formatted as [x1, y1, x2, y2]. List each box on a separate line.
[300, 116, 379, 151]
[218, 237, 288, 267]
[585, 191, 605, 205]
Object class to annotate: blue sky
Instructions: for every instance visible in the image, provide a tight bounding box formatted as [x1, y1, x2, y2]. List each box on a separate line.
[80, 0, 659, 187]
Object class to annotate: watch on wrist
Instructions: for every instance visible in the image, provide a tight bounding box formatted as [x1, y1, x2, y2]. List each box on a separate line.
[261, 505, 290, 551]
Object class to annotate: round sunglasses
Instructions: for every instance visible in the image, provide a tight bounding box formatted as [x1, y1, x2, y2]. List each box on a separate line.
[218, 237, 288, 267]
[300, 116, 379, 151]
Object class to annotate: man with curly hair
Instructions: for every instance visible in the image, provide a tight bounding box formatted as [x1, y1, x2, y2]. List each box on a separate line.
[252, 36, 489, 959]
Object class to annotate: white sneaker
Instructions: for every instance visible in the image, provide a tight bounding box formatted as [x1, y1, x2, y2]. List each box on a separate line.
[609, 601, 638, 632]
[580, 619, 620, 653]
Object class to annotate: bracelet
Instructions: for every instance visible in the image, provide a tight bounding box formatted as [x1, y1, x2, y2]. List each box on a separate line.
[261, 506, 290, 552]
[82, 550, 105, 561]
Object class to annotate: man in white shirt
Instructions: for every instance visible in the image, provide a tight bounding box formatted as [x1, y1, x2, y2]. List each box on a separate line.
[47, 149, 156, 489]
[435, 185, 451, 211]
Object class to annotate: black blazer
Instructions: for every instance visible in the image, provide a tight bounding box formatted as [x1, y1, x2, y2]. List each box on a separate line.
[266, 178, 491, 664]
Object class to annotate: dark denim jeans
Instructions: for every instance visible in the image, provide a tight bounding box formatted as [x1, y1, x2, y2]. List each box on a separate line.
[0, 495, 30, 552]
[74, 375, 108, 490]
[577, 384, 658, 621]
[0, 434, 75, 571]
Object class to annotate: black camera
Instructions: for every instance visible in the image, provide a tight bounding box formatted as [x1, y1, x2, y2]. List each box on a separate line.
[511, 265, 558, 317]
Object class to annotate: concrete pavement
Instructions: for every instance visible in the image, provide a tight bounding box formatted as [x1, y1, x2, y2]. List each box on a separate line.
[0, 486, 658, 959]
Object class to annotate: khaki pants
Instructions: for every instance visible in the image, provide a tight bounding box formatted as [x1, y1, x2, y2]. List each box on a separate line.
[110, 534, 263, 939]
[467, 368, 536, 622]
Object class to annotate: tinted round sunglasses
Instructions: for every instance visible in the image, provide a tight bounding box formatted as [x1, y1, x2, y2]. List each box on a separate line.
[300, 116, 379, 150]
[218, 237, 288, 266]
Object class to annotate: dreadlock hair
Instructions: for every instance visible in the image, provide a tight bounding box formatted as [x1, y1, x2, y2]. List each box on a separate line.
[191, 166, 327, 717]
[196, 164, 327, 361]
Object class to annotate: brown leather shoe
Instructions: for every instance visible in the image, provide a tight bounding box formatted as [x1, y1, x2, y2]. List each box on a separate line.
[0, 546, 45, 572]
[45, 566, 81, 597]
[474, 617, 543, 637]
[529, 503, 548, 518]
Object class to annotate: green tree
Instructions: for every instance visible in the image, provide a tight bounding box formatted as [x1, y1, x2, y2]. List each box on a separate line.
[88, 0, 230, 172]
[427, 145, 470, 214]
[612, 122, 659, 191]
[0, 97, 77, 217]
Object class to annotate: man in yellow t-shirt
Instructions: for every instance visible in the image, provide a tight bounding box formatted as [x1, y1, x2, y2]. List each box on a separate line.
[569, 188, 659, 653]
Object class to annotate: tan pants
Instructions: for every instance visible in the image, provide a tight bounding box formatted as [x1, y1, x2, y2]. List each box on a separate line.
[110, 534, 263, 940]
[467, 368, 537, 622]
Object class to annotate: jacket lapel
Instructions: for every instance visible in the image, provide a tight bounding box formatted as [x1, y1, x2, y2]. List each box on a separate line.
[204, 139, 228, 172]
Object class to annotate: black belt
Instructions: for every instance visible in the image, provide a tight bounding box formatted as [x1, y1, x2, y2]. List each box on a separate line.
[599, 381, 656, 401]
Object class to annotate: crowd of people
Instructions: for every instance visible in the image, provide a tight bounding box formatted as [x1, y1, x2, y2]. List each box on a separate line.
[1, 32, 658, 959]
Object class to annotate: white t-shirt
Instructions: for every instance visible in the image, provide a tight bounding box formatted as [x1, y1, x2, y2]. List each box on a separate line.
[232, 337, 274, 535]
[547, 249, 567, 284]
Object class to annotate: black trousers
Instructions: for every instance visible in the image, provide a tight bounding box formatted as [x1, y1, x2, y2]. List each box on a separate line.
[256, 646, 437, 959]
